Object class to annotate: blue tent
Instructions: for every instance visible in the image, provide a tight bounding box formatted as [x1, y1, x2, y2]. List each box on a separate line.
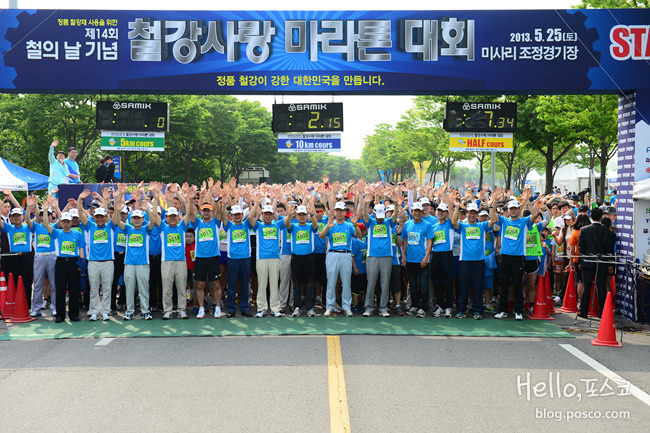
[0, 157, 49, 191]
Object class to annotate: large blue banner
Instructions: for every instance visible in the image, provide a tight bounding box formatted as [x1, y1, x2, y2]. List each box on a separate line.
[0, 9, 648, 94]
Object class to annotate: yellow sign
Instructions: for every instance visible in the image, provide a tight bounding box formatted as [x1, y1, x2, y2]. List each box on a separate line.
[412, 161, 432, 185]
[449, 132, 513, 153]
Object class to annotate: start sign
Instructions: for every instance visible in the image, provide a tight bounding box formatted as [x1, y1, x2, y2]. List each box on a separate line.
[449, 132, 513, 153]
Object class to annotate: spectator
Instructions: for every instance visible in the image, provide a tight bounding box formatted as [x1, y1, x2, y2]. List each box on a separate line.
[95, 155, 117, 183]
[64, 147, 81, 184]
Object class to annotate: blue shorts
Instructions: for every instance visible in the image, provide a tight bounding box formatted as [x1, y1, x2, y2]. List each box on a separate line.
[483, 275, 493, 290]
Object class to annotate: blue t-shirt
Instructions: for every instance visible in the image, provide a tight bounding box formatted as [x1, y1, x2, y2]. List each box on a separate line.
[82, 221, 115, 261]
[430, 219, 455, 253]
[280, 223, 292, 255]
[124, 224, 158, 265]
[314, 217, 328, 254]
[64, 158, 80, 184]
[32, 223, 56, 253]
[223, 219, 253, 259]
[288, 221, 317, 256]
[192, 218, 220, 258]
[352, 237, 367, 274]
[51, 228, 85, 257]
[402, 219, 432, 263]
[148, 228, 162, 256]
[498, 215, 533, 256]
[0, 223, 35, 253]
[160, 221, 187, 262]
[456, 221, 490, 261]
[327, 221, 356, 252]
[366, 216, 396, 258]
[254, 220, 283, 260]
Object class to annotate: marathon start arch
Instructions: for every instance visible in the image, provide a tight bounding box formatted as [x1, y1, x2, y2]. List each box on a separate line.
[0, 8, 648, 319]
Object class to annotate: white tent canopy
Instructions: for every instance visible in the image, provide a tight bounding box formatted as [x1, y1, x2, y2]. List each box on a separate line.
[0, 157, 49, 191]
[633, 177, 650, 200]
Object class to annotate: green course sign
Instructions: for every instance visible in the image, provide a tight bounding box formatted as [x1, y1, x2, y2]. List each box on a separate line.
[100, 131, 165, 152]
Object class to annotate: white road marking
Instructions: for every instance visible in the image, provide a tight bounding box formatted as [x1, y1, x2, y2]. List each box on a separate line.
[560, 343, 650, 407]
[95, 338, 114, 346]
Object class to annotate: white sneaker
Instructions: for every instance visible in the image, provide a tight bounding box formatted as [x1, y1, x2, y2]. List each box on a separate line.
[334, 303, 342, 313]
[444, 308, 452, 318]
[433, 306, 444, 317]
[495, 312, 507, 319]
[363, 309, 372, 317]
[406, 307, 418, 316]
[214, 306, 222, 318]
[515, 313, 524, 321]
[162, 312, 172, 320]
[273, 311, 283, 317]
[307, 309, 316, 317]
[101, 312, 110, 321]
[89, 313, 98, 321]
[416, 309, 426, 318]
[324, 308, 332, 317]
[379, 310, 390, 317]
[344, 309, 353, 317]
[255, 311, 266, 318]
[292, 307, 301, 317]
[196, 307, 206, 319]
[179, 310, 188, 319]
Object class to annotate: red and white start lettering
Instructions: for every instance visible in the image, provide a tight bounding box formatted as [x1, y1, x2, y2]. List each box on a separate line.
[610, 25, 650, 60]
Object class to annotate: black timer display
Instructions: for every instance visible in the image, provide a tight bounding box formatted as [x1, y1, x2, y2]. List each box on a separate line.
[444, 102, 517, 133]
[272, 103, 343, 133]
[96, 101, 170, 132]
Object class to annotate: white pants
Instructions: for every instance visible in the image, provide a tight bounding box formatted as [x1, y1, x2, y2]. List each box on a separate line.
[88, 260, 114, 315]
[33, 253, 56, 314]
[256, 258, 281, 313]
[161, 260, 187, 313]
[279, 254, 293, 308]
[124, 264, 150, 315]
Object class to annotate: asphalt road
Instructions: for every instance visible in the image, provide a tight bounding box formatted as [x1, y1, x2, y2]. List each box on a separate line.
[1, 329, 648, 433]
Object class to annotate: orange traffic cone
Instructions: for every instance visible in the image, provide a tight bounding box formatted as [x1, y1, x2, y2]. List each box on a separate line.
[3, 273, 16, 319]
[558, 269, 579, 313]
[5, 276, 36, 324]
[529, 271, 554, 320]
[591, 292, 622, 348]
[587, 281, 600, 318]
[544, 272, 557, 315]
[0, 272, 7, 318]
[610, 275, 616, 297]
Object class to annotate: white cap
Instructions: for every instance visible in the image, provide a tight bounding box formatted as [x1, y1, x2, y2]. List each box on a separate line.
[59, 212, 72, 221]
[385, 205, 395, 212]
[373, 204, 386, 219]
[554, 217, 565, 228]
[334, 202, 347, 210]
[120, 206, 129, 214]
[437, 203, 449, 212]
[296, 205, 308, 214]
[467, 203, 479, 212]
[94, 208, 107, 216]
[9, 208, 23, 216]
[69, 208, 79, 217]
[411, 202, 423, 211]
[262, 205, 275, 214]
[478, 210, 489, 216]
[507, 200, 520, 209]
[131, 209, 144, 218]
[231, 205, 243, 214]
[419, 197, 431, 205]
[157, 206, 162, 214]
[166, 207, 179, 216]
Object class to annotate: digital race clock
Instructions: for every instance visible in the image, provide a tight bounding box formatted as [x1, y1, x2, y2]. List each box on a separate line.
[96, 101, 170, 132]
[272, 103, 343, 133]
[443, 102, 517, 133]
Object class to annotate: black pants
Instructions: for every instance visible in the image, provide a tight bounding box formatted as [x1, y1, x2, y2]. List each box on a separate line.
[55, 257, 80, 320]
[498, 254, 525, 314]
[406, 262, 429, 311]
[431, 251, 454, 309]
[111, 251, 125, 309]
[6, 253, 34, 310]
[291, 254, 315, 310]
[149, 254, 162, 308]
[580, 266, 609, 318]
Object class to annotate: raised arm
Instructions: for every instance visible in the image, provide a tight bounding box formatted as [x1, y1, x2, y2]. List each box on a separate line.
[77, 189, 91, 226]
[112, 184, 127, 230]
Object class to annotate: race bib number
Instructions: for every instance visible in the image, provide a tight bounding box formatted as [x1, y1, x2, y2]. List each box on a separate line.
[485, 249, 493, 257]
[526, 234, 537, 248]
[93, 229, 109, 244]
[317, 222, 326, 232]
[72, 226, 82, 233]
[116, 233, 127, 247]
[296, 230, 310, 244]
[37, 234, 51, 248]
[408, 231, 421, 246]
[12, 232, 26, 246]
[465, 226, 480, 240]
[232, 229, 247, 243]
[362, 250, 367, 263]
[372, 224, 388, 238]
[433, 230, 446, 245]
[218, 229, 227, 242]
[332, 232, 347, 247]
[190, 249, 195, 261]
[60, 240, 76, 255]
[391, 233, 397, 247]
[262, 226, 278, 240]
[128, 233, 143, 247]
[557, 243, 565, 255]
[504, 226, 520, 241]
[167, 232, 182, 247]
[198, 227, 214, 242]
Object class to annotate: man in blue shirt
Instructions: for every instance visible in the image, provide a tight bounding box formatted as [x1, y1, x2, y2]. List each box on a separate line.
[249, 203, 284, 317]
[430, 199, 455, 318]
[0, 205, 36, 311]
[276, 203, 293, 313]
[78, 189, 115, 321]
[401, 202, 433, 318]
[221, 202, 254, 318]
[495, 190, 538, 320]
[320, 201, 362, 317]
[451, 196, 499, 320]
[48, 140, 72, 195]
[64, 147, 80, 184]
[285, 201, 318, 317]
[32, 205, 58, 317]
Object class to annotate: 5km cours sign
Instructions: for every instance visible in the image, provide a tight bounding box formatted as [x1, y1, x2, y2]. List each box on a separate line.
[101, 131, 165, 152]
